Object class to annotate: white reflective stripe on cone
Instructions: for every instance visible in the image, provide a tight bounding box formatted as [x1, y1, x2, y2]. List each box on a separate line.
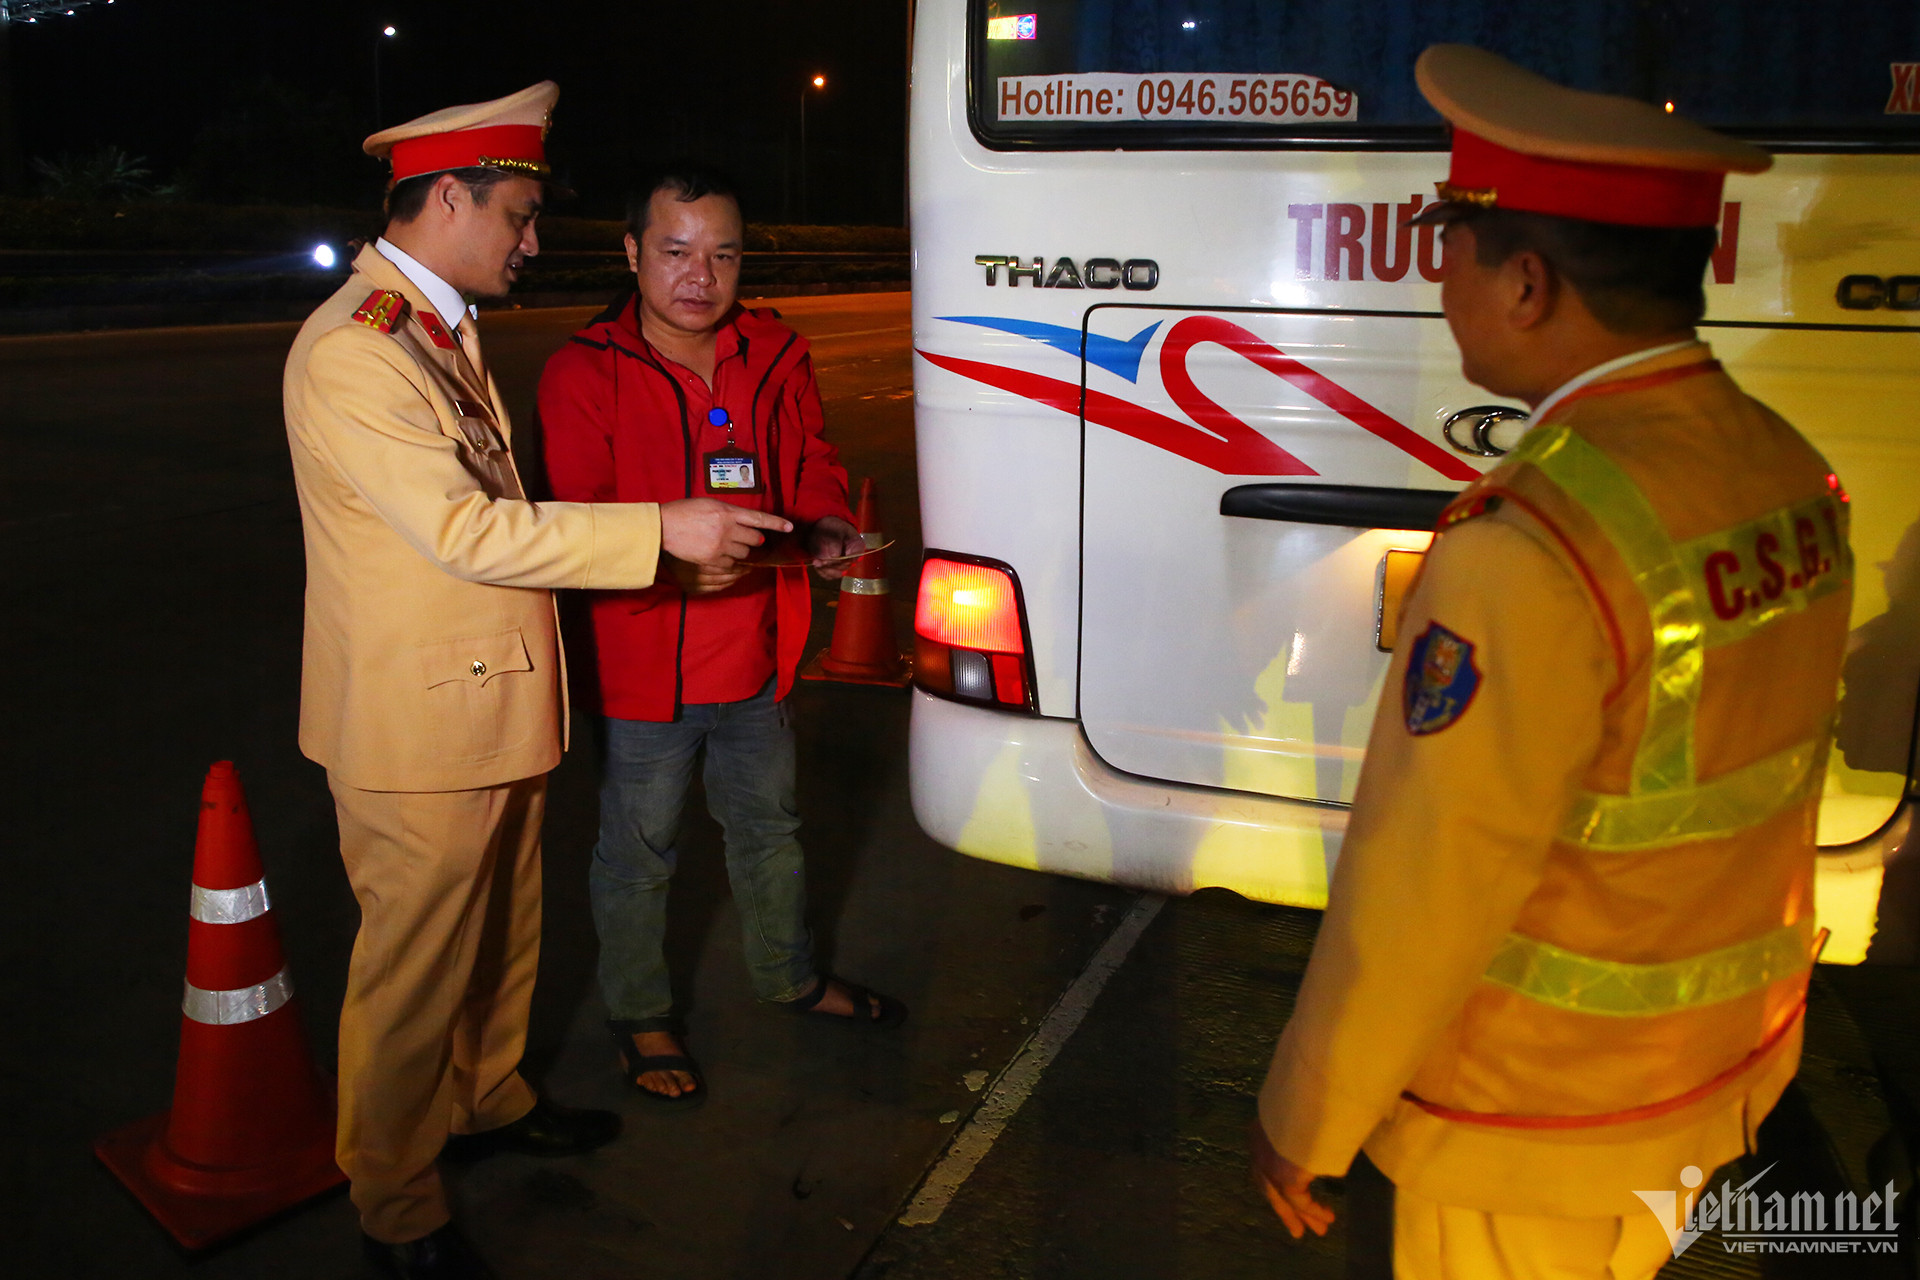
[860, 531, 885, 549]
[841, 577, 889, 596]
[182, 965, 294, 1025]
[189, 878, 271, 925]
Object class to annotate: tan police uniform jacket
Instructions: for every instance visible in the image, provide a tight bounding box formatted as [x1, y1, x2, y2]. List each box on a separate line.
[283, 244, 663, 792]
[1258, 343, 1852, 1218]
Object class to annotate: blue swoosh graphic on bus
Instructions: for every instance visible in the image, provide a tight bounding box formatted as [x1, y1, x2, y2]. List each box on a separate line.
[937, 316, 1164, 383]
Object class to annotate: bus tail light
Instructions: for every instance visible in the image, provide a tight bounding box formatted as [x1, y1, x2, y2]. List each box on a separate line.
[914, 554, 1035, 711]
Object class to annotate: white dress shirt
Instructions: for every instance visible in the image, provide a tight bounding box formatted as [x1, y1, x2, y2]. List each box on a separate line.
[373, 238, 477, 331]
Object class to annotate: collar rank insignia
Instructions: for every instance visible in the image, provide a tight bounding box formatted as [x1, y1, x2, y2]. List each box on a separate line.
[351, 289, 408, 334]
[416, 310, 459, 350]
[1403, 622, 1481, 735]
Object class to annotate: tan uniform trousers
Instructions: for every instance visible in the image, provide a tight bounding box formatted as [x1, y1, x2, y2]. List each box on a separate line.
[330, 774, 545, 1243]
[1391, 1187, 1674, 1280]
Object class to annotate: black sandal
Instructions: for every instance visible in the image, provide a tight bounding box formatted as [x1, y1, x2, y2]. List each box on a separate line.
[788, 973, 908, 1029]
[612, 1028, 706, 1110]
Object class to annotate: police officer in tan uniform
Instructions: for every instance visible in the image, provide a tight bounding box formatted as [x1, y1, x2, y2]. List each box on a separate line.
[1251, 47, 1852, 1280]
[283, 82, 789, 1278]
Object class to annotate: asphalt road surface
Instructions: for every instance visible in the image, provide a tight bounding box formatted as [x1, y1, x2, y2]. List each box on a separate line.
[7, 292, 1919, 1279]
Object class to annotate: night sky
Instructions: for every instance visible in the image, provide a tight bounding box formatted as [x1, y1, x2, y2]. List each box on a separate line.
[8, 0, 911, 223]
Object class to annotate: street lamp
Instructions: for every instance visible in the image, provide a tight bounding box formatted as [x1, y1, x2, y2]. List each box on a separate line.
[373, 25, 397, 131]
[799, 73, 826, 223]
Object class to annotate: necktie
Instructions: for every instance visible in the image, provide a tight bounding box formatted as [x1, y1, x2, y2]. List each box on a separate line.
[456, 315, 488, 389]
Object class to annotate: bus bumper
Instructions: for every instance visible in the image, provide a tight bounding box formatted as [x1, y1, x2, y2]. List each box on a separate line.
[908, 690, 1905, 960]
[908, 689, 1345, 909]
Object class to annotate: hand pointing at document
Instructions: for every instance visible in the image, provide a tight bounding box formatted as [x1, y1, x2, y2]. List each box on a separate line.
[659, 498, 792, 567]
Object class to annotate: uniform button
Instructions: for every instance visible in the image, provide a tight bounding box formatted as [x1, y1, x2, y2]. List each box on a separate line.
[471, 660, 487, 677]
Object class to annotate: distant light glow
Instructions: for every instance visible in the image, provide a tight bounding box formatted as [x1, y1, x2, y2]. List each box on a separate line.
[1182, 19, 1197, 29]
[311, 244, 337, 269]
[811, 74, 826, 88]
[986, 14, 1038, 40]
[383, 24, 396, 36]
[1664, 100, 1675, 112]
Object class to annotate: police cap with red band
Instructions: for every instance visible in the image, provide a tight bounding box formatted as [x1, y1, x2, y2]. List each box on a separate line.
[363, 81, 558, 186]
[1411, 45, 1770, 229]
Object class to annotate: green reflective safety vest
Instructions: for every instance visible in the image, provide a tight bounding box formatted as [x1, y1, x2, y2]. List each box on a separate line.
[1406, 347, 1851, 1131]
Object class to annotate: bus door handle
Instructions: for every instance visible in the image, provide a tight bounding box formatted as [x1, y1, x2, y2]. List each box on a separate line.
[1219, 483, 1454, 532]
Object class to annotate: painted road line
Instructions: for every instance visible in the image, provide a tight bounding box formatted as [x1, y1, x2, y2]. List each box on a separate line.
[897, 893, 1167, 1227]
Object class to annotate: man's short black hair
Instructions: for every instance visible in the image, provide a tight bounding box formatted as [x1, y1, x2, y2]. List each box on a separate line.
[625, 161, 742, 239]
[1458, 207, 1718, 336]
[385, 167, 513, 224]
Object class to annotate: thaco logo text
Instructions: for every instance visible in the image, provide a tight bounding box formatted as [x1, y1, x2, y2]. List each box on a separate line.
[973, 255, 1159, 290]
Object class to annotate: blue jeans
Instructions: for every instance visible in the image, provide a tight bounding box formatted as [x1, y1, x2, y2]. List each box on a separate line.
[589, 681, 816, 1031]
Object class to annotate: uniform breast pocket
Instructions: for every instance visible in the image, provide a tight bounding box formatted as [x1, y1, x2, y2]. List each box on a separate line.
[447, 404, 516, 497]
[455, 415, 506, 455]
[449, 397, 506, 453]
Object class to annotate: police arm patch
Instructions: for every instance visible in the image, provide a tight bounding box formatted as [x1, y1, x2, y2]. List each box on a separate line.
[1403, 622, 1482, 735]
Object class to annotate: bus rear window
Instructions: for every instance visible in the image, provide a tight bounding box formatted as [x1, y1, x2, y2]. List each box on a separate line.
[973, 0, 1920, 149]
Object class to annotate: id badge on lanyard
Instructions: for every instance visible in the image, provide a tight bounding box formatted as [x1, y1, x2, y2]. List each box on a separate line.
[702, 407, 762, 493]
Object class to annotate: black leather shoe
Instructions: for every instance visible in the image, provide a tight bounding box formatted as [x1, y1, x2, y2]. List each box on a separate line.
[361, 1223, 495, 1279]
[440, 1096, 622, 1162]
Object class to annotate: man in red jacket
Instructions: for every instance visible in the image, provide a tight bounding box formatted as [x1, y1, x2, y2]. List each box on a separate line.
[538, 163, 905, 1106]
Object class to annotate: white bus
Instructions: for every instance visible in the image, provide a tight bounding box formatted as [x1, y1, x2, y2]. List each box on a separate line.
[905, 0, 1920, 963]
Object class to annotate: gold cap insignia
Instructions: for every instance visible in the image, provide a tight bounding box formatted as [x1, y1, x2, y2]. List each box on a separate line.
[1433, 181, 1498, 207]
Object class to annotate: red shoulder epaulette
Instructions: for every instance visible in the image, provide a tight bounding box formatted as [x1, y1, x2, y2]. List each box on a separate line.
[1437, 492, 1504, 531]
[351, 289, 408, 334]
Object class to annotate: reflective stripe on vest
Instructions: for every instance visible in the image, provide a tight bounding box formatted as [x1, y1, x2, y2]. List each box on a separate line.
[1508, 424, 1702, 797]
[1505, 423, 1846, 851]
[1562, 732, 1826, 852]
[1484, 916, 1816, 1017]
[1677, 496, 1850, 647]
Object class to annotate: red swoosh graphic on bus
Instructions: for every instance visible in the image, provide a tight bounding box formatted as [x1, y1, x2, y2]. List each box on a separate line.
[916, 348, 1314, 476]
[919, 315, 1481, 482]
[1160, 315, 1481, 482]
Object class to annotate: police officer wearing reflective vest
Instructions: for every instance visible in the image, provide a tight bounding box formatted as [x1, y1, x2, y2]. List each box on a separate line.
[1251, 46, 1852, 1279]
[283, 83, 787, 1278]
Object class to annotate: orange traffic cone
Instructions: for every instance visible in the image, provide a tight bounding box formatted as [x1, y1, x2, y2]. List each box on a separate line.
[801, 477, 912, 686]
[95, 761, 344, 1249]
